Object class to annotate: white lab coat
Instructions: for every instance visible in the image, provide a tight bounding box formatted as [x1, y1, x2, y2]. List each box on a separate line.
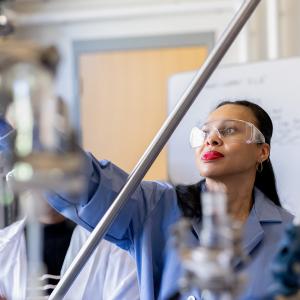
[61, 226, 140, 300]
[0, 219, 27, 300]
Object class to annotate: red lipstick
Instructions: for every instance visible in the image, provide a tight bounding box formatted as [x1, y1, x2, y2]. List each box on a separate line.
[202, 151, 224, 161]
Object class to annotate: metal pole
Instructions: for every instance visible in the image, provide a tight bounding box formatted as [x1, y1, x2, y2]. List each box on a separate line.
[266, 0, 280, 59]
[49, 0, 262, 299]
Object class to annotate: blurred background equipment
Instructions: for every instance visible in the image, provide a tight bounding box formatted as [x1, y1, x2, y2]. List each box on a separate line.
[0, 39, 87, 196]
[0, 1, 84, 299]
[249, 222, 300, 300]
[0, 0, 14, 37]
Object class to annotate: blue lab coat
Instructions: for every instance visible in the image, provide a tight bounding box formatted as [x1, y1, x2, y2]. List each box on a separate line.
[48, 153, 293, 300]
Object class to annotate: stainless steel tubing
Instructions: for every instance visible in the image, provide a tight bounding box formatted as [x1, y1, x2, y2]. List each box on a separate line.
[49, 1, 261, 299]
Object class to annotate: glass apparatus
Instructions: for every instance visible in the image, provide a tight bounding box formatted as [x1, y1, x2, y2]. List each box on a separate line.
[0, 38, 87, 299]
[173, 192, 246, 300]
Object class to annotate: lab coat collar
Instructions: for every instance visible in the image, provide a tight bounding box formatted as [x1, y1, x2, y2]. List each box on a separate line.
[199, 181, 282, 255]
[242, 188, 282, 256]
[200, 181, 281, 221]
[252, 188, 282, 223]
[242, 206, 264, 256]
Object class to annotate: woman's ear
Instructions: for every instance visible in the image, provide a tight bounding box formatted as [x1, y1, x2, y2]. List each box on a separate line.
[259, 143, 270, 163]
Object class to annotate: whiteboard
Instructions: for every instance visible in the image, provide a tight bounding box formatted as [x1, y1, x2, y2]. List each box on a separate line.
[168, 57, 300, 216]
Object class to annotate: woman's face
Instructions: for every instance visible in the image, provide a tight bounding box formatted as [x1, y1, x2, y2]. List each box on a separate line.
[195, 104, 269, 180]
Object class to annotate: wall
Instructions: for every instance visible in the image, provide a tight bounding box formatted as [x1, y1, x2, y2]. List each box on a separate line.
[10, 0, 240, 122]
[10, 0, 300, 123]
[280, 0, 300, 57]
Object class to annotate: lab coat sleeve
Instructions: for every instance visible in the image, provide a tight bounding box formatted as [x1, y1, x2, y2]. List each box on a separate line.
[48, 152, 174, 250]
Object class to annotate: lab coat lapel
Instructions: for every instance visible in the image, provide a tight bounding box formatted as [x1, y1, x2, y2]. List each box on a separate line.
[242, 208, 264, 256]
[242, 188, 282, 256]
[200, 181, 265, 256]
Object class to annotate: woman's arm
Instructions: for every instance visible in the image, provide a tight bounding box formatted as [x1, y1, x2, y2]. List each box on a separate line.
[48, 152, 171, 250]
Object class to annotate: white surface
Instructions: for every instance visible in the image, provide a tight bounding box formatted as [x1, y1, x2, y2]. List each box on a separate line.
[266, 0, 280, 59]
[0, 219, 27, 300]
[168, 57, 300, 216]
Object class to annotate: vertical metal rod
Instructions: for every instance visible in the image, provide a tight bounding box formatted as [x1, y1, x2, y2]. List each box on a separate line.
[266, 0, 280, 59]
[49, 0, 262, 299]
[234, 0, 250, 63]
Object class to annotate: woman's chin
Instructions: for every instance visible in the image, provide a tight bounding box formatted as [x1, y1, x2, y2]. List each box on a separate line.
[199, 169, 223, 179]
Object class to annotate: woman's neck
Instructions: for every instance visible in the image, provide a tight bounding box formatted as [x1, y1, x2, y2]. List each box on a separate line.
[205, 174, 255, 223]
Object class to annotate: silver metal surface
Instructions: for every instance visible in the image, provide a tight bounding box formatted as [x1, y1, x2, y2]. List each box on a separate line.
[49, 0, 262, 299]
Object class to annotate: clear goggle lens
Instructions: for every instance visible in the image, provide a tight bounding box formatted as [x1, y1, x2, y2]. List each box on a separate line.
[190, 119, 265, 148]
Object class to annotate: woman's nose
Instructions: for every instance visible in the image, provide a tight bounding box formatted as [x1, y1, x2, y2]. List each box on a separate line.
[205, 130, 222, 146]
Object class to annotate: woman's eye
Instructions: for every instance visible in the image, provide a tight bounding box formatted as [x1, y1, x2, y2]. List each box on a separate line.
[201, 129, 210, 136]
[220, 127, 235, 136]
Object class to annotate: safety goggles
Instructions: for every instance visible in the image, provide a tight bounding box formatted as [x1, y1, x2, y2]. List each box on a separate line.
[190, 119, 265, 148]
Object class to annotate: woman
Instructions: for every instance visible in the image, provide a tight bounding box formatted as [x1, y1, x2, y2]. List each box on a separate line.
[49, 100, 293, 299]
